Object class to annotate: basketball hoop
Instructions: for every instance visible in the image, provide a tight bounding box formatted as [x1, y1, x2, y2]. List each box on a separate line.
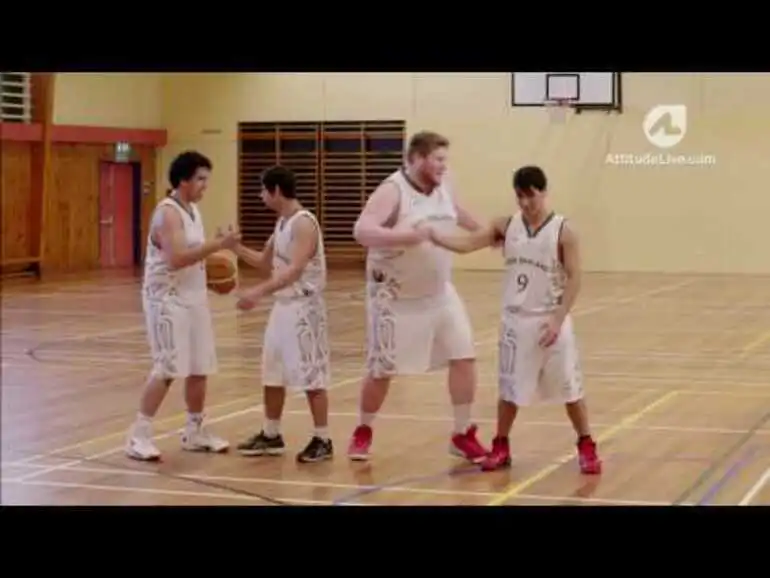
[545, 99, 575, 124]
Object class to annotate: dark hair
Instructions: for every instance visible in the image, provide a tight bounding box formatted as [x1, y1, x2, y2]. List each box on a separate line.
[168, 150, 212, 190]
[513, 165, 547, 192]
[407, 130, 449, 160]
[261, 165, 297, 199]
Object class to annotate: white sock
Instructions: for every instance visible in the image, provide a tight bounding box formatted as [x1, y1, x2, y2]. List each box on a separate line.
[452, 404, 472, 434]
[360, 412, 375, 426]
[314, 426, 329, 440]
[186, 412, 203, 427]
[264, 419, 281, 437]
[136, 412, 152, 424]
[134, 412, 152, 436]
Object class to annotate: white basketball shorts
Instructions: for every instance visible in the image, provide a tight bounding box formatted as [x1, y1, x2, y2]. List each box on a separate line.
[498, 310, 583, 406]
[143, 297, 218, 380]
[261, 296, 330, 390]
[366, 282, 475, 378]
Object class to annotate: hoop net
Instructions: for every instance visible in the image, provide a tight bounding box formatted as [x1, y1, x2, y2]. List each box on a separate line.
[545, 99, 575, 124]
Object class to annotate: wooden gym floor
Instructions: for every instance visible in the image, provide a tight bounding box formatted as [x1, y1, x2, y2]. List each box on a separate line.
[2, 270, 769, 506]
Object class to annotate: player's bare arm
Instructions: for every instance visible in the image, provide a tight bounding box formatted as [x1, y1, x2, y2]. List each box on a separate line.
[234, 235, 274, 270]
[248, 215, 318, 299]
[353, 182, 428, 247]
[429, 215, 509, 254]
[154, 206, 238, 270]
[553, 220, 581, 325]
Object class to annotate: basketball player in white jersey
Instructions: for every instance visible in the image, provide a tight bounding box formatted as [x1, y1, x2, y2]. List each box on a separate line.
[424, 165, 602, 473]
[347, 131, 488, 463]
[125, 151, 240, 461]
[234, 165, 332, 463]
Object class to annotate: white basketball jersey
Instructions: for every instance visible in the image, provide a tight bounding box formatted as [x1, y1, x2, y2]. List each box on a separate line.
[501, 211, 566, 315]
[142, 194, 208, 305]
[271, 209, 326, 300]
[366, 169, 457, 299]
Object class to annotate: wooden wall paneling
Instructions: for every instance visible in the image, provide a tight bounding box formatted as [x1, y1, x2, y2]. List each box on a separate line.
[0, 142, 35, 271]
[319, 120, 405, 266]
[43, 142, 156, 273]
[0, 73, 54, 278]
[277, 122, 321, 224]
[362, 120, 405, 203]
[237, 122, 279, 249]
[237, 120, 406, 270]
[32, 73, 55, 277]
[319, 121, 365, 265]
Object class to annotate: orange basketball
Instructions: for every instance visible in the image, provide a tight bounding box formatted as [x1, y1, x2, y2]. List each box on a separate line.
[206, 251, 237, 295]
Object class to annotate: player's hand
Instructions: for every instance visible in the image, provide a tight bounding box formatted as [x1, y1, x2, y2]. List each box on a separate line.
[236, 296, 256, 311]
[539, 316, 562, 348]
[412, 221, 433, 243]
[235, 286, 264, 311]
[216, 225, 242, 250]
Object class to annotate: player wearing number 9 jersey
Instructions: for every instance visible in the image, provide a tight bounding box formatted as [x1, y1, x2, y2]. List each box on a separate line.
[424, 165, 601, 474]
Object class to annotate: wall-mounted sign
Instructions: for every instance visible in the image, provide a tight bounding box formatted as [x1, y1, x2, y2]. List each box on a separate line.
[115, 141, 132, 163]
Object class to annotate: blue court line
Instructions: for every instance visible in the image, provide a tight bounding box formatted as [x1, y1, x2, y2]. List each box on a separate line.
[697, 446, 759, 506]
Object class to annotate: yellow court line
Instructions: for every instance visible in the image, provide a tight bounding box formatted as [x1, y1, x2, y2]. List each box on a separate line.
[12, 391, 260, 464]
[486, 390, 680, 506]
[737, 329, 770, 360]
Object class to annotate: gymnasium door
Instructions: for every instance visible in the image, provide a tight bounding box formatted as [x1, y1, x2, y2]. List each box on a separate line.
[99, 162, 135, 269]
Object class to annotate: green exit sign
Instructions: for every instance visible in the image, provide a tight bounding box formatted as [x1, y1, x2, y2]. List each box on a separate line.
[115, 141, 132, 163]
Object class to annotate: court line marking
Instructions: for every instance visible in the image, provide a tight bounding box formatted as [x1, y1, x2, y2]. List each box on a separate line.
[12, 277, 694, 348]
[7, 390, 263, 465]
[697, 446, 759, 505]
[0, 466, 664, 506]
[12, 374, 363, 482]
[11, 284, 365, 346]
[485, 390, 680, 506]
[737, 329, 770, 361]
[0, 478, 352, 506]
[10, 279, 692, 463]
[9, 278, 693, 486]
[738, 466, 770, 505]
[17, 347, 770, 364]
[273, 408, 770, 436]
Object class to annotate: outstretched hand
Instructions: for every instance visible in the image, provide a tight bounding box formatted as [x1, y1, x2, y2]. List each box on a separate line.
[216, 225, 241, 250]
[235, 286, 264, 311]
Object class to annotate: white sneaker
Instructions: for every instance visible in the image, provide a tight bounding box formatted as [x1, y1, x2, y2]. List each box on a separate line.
[125, 419, 162, 461]
[181, 419, 229, 453]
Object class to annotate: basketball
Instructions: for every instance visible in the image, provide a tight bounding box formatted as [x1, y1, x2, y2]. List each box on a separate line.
[206, 251, 237, 295]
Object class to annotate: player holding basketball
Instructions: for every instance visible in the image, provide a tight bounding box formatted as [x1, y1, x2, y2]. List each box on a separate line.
[234, 165, 332, 463]
[126, 151, 240, 461]
[347, 130, 488, 463]
[423, 165, 602, 473]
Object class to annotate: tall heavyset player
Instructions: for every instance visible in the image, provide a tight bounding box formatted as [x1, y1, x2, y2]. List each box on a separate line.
[425, 165, 602, 473]
[125, 151, 240, 461]
[347, 131, 488, 463]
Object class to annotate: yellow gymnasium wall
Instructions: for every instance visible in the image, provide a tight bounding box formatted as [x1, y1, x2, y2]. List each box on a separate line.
[56, 73, 770, 275]
[52, 72, 167, 207]
[159, 73, 770, 275]
[54, 73, 164, 129]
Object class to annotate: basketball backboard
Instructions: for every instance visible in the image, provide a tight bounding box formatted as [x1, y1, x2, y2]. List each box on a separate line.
[511, 72, 622, 110]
